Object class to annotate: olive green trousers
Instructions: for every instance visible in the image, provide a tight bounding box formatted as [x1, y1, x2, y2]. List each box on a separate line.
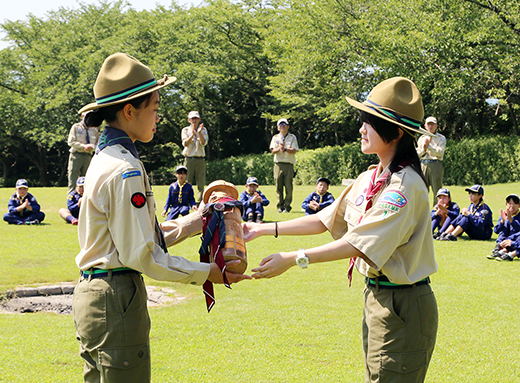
[363, 283, 438, 383]
[73, 272, 151, 383]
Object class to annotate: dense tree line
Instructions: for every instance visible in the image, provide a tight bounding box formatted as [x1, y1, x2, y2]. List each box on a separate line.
[0, 0, 518, 186]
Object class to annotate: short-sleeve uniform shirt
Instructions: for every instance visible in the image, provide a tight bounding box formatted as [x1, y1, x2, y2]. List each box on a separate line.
[318, 164, 437, 284]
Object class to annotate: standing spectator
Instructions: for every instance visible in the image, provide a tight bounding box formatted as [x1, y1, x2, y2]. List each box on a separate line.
[67, 112, 100, 192]
[3, 179, 45, 225]
[59, 176, 85, 225]
[161, 165, 197, 220]
[181, 111, 208, 203]
[302, 177, 335, 215]
[239, 176, 270, 223]
[417, 116, 446, 205]
[270, 118, 299, 213]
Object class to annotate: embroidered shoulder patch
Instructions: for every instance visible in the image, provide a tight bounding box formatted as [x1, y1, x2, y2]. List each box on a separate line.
[131, 192, 147, 208]
[123, 170, 142, 179]
[377, 190, 408, 210]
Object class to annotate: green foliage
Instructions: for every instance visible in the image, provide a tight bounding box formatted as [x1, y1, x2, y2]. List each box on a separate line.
[443, 135, 520, 185]
[294, 143, 377, 185]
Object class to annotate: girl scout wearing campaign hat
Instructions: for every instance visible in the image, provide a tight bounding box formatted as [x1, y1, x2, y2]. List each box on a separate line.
[73, 53, 249, 382]
[243, 77, 438, 383]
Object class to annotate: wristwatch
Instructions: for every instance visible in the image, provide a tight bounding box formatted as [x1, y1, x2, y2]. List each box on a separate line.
[296, 249, 309, 269]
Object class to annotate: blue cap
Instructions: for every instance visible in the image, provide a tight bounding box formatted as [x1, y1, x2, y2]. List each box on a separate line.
[465, 184, 484, 196]
[316, 177, 331, 185]
[15, 179, 28, 188]
[246, 177, 259, 185]
[436, 187, 450, 197]
[76, 177, 85, 186]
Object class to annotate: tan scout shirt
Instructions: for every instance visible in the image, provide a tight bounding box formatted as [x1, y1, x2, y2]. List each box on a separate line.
[416, 133, 446, 161]
[182, 126, 209, 157]
[76, 144, 210, 285]
[269, 133, 299, 165]
[318, 164, 437, 284]
[68, 122, 100, 154]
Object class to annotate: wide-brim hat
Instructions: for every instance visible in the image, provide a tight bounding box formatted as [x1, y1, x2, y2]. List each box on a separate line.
[346, 77, 433, 137]
[78, 53, 176, 114]
[203, 180, 239, 204]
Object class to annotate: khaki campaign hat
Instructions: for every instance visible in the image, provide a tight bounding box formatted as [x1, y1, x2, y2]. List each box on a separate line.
[346, 77, 434, 137]
[79, 53, 176, 114]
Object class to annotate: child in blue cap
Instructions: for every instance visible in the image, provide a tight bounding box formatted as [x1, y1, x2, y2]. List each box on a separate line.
[3, 179, 45, 225]
[239, 176, 270, 223]
[439, 184, 493, 241]
[302, 177, 335, 215]
[431, 187, 460, 239]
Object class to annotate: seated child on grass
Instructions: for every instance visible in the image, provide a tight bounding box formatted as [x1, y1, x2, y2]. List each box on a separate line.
[3, 179, 45, 225]
[239, 177, 270, 223]
[439, 184, 493, 241]
[301, 177, 335, 215]
[487, 193, 520, 261]
[161, 165, 197, 220]
[59, 176, 84, 225]
[432, 187, 460, 239]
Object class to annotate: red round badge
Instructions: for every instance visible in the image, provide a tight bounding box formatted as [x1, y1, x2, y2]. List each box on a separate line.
[131, 192, 146, 208]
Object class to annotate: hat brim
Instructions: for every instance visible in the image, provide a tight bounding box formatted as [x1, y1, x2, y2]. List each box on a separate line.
[203, 181, 239, 204]
[346, 96, 434, 137]
[78, 76, 177, 114]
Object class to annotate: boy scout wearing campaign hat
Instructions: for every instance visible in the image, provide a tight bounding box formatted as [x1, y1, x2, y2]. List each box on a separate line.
[73, 53, 248, 382]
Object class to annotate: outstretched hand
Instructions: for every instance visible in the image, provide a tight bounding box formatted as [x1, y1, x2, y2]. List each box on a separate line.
[242, 222, 262, 242]
[207, 261, 252, 285]
[251, 252, 294, 279]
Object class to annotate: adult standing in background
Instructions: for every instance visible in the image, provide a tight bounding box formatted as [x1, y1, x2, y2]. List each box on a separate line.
[270, 118, 299, 213]
[417, 116, 446, 205]
[182, 111, 208, 203]
[67, 112, 100, 192]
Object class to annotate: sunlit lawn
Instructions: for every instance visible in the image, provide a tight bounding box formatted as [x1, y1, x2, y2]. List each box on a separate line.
[1, 182, 520, 382]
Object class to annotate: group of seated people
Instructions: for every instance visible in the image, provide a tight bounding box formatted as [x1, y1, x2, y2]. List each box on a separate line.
[9, 175, 516, 263]
[430, 183, 519, 261]
[161, 167, 336, 224]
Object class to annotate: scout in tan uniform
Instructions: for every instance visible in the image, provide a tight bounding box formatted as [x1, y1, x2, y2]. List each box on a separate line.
[244, 77, 438, 383]
[73, 53, 249, 383]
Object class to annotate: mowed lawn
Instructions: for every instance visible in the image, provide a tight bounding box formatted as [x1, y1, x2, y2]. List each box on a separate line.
[1, 182, 520, 382]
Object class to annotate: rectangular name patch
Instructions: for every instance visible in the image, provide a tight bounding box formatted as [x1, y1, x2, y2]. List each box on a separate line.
[122, 170, 142, 179]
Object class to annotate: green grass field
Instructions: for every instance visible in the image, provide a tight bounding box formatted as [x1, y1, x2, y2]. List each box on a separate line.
[1, 182, 520, 382]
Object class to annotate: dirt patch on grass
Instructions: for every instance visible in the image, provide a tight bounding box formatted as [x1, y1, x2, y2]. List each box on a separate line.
[0, 285, 186, 315]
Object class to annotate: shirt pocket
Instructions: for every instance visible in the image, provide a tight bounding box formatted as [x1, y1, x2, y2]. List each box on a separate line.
[344, 198, 364, 228]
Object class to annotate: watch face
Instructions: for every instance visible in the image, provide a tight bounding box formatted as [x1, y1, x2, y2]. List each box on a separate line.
[297, 257, 309, 267]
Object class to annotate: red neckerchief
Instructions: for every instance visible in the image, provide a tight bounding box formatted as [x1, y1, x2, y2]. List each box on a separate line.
[347, 160, 410, 286]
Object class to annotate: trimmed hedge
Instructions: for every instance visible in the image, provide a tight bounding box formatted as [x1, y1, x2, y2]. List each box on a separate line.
[150, 136, 520, 187]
